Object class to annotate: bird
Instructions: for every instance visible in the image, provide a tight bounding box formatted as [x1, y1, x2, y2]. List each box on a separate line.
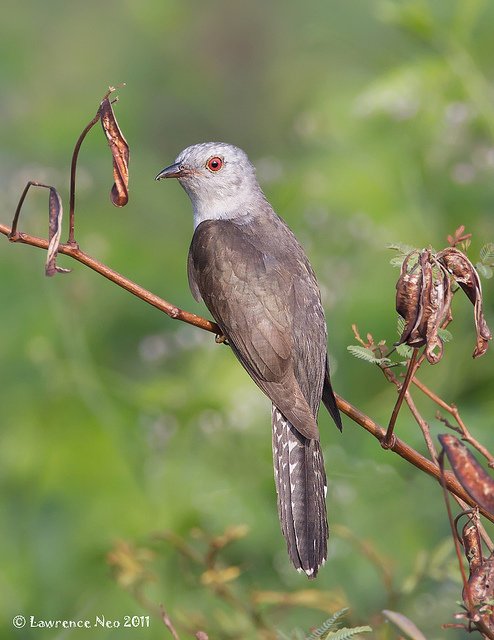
[156, 142, 342, 578]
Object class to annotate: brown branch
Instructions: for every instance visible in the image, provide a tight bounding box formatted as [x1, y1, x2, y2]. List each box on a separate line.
[2, 221, 494, 523]
[1, 223, 219, 334]
[335, 394, 494, 524]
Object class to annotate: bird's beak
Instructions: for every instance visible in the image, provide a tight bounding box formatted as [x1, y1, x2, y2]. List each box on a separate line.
[155, 162, 188, 181]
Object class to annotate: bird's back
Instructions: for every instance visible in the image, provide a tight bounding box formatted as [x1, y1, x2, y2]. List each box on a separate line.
[188, 213, 327, 419]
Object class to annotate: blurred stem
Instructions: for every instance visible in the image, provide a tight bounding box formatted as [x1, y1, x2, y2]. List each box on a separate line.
[1, 222, 493, 522]
[412, 376, 494, 467]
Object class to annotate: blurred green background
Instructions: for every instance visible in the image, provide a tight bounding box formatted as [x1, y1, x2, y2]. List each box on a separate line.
[1, 1, 494, 638]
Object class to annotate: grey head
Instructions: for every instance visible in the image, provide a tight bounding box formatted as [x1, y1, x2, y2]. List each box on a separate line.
[156, 142, 268, 228]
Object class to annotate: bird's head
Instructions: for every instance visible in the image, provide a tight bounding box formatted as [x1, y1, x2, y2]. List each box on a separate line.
[156, 142, 266, 227]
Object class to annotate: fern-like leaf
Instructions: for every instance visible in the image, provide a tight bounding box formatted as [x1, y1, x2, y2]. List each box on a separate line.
[476, 262, 493, 279]
[387, 242, 417, 254]
[325, 626, 372, 640]
[347, 345, 391, 366]
[306, 609, 349, 640]
[480, 242, 494, 265]
[395, 343, 413, 359]
[437, 327, 453, 342]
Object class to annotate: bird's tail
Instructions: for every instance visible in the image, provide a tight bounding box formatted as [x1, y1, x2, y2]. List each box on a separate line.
[271, 406, 328, 578]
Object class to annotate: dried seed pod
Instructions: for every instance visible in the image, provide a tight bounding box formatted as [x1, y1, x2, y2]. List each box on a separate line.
[396, 251, 424, 347]
[396, 250, 452, 363]
[99, 94, 130, 207]
[462, 519, 483, 575]
[464, 555, 494, 632]
[439, 434, 494, 516]
[438, 247, 492, 358]
[45, 187, 70, 276]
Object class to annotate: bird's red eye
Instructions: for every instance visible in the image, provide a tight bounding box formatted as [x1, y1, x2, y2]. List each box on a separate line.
[206, 156, 224, 172]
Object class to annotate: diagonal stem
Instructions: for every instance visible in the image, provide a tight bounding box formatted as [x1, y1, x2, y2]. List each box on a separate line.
[382, 348, 419, 448]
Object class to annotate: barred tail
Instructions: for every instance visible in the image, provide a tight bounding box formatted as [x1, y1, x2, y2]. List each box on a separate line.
[271, 406, 328, 578]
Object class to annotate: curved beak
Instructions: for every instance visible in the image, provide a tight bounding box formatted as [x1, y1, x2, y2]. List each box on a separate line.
[155, 162, 188, 181]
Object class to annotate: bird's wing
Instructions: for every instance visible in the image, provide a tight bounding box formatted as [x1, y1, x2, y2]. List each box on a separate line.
[188, 219, 321, 440]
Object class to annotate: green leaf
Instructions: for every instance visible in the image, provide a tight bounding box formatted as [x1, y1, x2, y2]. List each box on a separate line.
[480, 243, 494, 265]
[396, 343, 413, 359]
[347, 345, 391, 366]
[387, 242, 417, 254]
[325, 627, 372, 640]
[378, 1, 433, 40]
[306, 609, 349, 640]
[397, 315, 406, 337]
[390, 254, 406, 268]
[476, 262, 493, 279]
[437, 328, 453, 343]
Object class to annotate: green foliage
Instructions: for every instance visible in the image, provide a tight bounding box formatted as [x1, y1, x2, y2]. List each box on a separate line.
[387, 243, 419, 268]
[305, 608, 349, 640]
[346, 345, 391, 366]
[305, 608, 371, 640]
[477, 242, 494, 279]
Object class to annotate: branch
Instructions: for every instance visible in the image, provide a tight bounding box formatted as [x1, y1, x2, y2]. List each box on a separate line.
[0, 223, 219, 334]
[1, 221, 493, 523]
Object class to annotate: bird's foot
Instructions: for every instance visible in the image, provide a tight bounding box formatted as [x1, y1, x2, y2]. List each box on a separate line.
[215, 333, 229, 345]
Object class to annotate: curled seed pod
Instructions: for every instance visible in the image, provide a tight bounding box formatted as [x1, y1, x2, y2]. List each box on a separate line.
[464, 555, 494, 631]
[99, 94, 130, 207]
[437, 247, 492, 358]
[396, 250, 424, 347]
[439, 434, 494, 516]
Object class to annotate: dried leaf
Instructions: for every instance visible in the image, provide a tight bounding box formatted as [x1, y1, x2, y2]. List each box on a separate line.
[99, 93, 129, 207]
[107, 539, 155, 589]
[382, 610, 427, 640]
[45, 187, 71, 277]
[438, 248, 492, 358]
[439, 434, 494, 515]
[200, 566, 240, 586]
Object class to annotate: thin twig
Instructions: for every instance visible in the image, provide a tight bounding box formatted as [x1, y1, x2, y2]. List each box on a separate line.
[160, 605, 181, 640]
[413, 376, 494, 467]
[383, 348, 420, 448]
[9, 182, 54, 237]
[335, 393, 494, 523]
[405, 392, 438, 462]
[68, 111, 101, 245]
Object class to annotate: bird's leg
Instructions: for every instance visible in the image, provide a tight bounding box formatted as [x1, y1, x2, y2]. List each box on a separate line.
[382, 348, 420, 449]
[215, 333, 229, 345]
